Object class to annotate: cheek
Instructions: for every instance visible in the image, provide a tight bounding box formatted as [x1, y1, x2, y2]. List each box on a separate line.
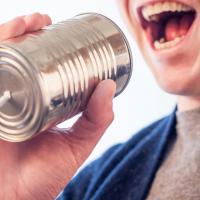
[128, 3, 144, 44]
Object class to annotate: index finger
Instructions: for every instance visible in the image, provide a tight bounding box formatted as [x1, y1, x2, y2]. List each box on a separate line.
[0, 17, 26, 41]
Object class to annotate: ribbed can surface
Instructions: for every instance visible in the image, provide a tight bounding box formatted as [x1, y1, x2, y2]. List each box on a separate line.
[0, 13, 132, 142]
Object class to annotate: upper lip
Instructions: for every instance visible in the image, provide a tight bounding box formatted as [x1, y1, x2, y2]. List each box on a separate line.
[134, 0, 195, 9]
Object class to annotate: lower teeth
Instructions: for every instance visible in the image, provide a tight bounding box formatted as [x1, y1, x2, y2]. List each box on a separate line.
[154, 36, 185, 50]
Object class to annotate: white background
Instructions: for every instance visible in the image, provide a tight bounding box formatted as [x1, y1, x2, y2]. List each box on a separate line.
[0, 0, 176, 165]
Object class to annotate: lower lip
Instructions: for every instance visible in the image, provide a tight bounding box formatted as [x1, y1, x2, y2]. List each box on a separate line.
[145, 14, 198, 57]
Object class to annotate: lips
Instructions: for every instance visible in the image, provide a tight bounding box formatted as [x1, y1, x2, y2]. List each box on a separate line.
[136, 1, 197, 51]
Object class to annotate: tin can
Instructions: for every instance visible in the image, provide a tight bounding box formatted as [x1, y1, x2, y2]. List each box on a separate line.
[0, 13, 132, 142]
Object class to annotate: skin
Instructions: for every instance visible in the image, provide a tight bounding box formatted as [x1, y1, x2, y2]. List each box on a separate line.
[117, 0, 200, 111]
[0, 13, 116, 200]
[1, 0, 199, 199]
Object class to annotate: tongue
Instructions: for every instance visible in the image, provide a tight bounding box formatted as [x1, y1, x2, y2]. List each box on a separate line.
[165, 18, 179, 41]
[165, 14, 194, 41]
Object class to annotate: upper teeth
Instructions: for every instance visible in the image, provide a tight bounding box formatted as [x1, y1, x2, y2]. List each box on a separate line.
[142, 2, 193, 22]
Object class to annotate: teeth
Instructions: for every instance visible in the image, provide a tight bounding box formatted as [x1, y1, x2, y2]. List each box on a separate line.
[163, 2, 171, 12]
[159, 38, 165, 43]
[170, 2, 177, 12]
[149, 15, 159, 22]
[142, 2, 193, 21]
[154, 36, 184, 50]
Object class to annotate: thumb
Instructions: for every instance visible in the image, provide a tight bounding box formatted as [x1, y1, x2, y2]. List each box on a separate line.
[67, 79, 116, 161]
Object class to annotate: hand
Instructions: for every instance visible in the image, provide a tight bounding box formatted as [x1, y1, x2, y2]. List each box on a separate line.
[0, 13, 116, 200]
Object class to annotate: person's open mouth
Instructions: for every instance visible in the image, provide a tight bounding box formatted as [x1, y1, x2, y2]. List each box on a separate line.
[137, 1, 197, 51]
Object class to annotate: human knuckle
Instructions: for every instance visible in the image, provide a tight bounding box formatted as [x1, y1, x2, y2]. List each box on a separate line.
[5, 18, 25, 36]
[108, 111, 115, 123]
[43, 15, 52, 25]
[100, 111, 114, 128]
[14, 18, 26, 28]
[44, 14, 51, 20]
[30, 13, 43, 24]
[32, 12, 42, 19]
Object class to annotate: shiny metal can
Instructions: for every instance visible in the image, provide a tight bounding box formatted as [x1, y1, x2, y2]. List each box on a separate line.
[0, 13, 132, 142]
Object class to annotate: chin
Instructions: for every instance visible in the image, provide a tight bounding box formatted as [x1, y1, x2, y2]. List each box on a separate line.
[157, 75, 200, 97]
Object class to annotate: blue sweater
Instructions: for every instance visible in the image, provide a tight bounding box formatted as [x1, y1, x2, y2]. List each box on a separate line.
[59, 109, 177, 200]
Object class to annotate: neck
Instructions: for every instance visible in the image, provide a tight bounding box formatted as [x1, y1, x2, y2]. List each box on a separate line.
[177, 96, 200, 112]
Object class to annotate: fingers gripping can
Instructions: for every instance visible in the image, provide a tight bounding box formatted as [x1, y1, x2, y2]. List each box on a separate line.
[0, 13, 132, 142]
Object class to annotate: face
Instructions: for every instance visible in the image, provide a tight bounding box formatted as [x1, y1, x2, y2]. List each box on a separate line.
[117, 0, 200, 97]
